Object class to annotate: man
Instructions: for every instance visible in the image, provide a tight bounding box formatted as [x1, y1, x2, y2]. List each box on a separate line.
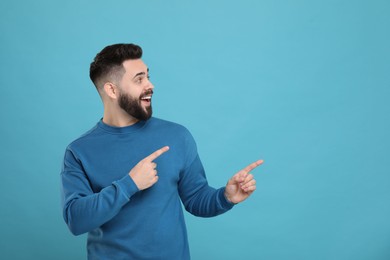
[61, 43, 263, 260]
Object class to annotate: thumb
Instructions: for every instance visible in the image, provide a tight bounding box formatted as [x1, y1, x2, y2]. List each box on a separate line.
[227, 173, 243, 186]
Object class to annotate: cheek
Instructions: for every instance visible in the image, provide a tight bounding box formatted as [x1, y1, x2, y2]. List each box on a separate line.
[125, 89, 141, 100]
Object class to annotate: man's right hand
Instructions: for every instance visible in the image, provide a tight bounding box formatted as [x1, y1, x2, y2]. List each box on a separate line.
[129, 146, 170, 190]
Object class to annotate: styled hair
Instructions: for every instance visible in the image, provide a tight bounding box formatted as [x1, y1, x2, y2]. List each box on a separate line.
[89, 43, 143, 90]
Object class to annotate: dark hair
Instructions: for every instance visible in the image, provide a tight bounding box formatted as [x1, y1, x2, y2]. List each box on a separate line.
[89, 43, 143, 90]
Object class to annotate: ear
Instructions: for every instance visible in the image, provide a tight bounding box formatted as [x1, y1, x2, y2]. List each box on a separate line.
[103, 82, 119, 99]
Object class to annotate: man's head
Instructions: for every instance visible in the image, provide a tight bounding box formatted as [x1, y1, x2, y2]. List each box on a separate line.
[90, 43, 142, 89]
[90, 43, 154, 121]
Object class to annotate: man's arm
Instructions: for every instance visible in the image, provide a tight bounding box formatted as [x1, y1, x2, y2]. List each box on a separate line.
[178, 155, 263, 217]
[178, 153, 234, 217]
[177, 129, 263, 217]
[61, 146, 169, 235]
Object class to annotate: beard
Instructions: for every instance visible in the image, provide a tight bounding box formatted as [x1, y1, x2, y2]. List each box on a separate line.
[118, 91, 153, 121]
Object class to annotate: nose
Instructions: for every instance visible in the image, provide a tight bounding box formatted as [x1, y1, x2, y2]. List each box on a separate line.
[146, 79, 154, 91]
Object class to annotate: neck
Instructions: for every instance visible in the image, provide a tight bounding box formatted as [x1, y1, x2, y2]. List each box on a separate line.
[102, 106, 139, 127]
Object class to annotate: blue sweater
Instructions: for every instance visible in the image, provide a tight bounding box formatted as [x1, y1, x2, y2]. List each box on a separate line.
[61, 118, 234, 259]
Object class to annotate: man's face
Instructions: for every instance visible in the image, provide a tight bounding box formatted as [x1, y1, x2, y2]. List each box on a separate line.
[117, 59, 154, 121]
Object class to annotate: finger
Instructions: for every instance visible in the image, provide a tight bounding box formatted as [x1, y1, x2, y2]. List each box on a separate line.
[243, 185, 256, 193]
[242, 159, 264, 173]
[240, 173, 254, 185]
[231, 172, 248, 184]
[227, 173, 243, 185]
[151, 162, 157, 169]
[241, 179, 256, 189]
[149, 175, 159, 186]
[145, 146, 170, 162]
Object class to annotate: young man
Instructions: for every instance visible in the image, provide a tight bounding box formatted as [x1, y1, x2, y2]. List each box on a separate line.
[61, 43, 263, 259]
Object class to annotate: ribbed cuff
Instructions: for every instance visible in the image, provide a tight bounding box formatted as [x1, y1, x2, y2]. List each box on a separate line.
[218, 187, 235, 209]
[114, 174, 139, 200]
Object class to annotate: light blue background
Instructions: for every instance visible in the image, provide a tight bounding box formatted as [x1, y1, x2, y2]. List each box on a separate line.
[1, 0, 389, 259]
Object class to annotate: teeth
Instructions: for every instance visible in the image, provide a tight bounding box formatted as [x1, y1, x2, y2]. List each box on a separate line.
[141, 96, 151, 100]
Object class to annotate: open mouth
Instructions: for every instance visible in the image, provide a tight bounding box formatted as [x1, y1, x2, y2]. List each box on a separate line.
[140, 95, 152, 104]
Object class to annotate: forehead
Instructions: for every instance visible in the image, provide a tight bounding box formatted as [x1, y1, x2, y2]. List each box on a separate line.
[122, 59, 148, 77]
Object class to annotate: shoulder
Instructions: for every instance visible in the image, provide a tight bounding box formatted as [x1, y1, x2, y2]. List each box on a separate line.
[148, 117, 192, 136]
[66, 123, 102, 152]
[147, 117, 197, 148]
[148, 118, 198, 164]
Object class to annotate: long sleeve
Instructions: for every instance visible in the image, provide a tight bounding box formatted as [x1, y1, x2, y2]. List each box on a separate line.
[60, 148, 139, 235]
[177, 129, 234, 217]
[178, 154, 234, 217]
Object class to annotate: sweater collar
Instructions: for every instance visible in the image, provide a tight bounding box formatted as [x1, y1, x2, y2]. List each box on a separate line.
[97, 118, 149, 134]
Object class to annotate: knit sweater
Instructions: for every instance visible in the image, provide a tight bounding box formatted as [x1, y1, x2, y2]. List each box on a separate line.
[61, 117, 234, 259]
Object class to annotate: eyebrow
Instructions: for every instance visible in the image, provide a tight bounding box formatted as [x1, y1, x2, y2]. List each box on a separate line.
[132, 68, 149, 79]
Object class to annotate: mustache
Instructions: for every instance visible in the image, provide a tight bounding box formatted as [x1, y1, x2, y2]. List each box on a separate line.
[140, 90, 154, 98]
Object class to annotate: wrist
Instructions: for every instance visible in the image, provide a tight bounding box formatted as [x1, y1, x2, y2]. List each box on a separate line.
[223, 189, 237, 205]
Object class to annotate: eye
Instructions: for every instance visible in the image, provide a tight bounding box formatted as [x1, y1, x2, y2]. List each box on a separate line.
[135, 77, 143, 84]
[133, 73, 150, 85]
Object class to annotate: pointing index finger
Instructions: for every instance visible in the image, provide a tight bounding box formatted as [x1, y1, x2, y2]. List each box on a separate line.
[242, 159, 264, 173]
[145, 146, 170, 162]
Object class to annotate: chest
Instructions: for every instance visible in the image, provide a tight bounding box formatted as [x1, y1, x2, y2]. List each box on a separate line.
[80, 137, 183, 193]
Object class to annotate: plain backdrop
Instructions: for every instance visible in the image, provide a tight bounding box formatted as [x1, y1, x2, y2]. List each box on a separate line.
[1, 0, 389, 259]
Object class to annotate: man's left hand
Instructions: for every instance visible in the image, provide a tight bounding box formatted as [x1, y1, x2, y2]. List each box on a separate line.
[224, 160, 264, 204]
